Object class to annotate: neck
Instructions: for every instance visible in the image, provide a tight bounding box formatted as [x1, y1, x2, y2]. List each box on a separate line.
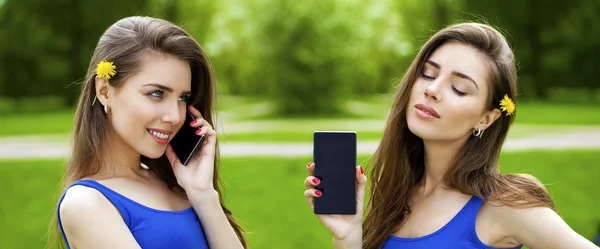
[99, 130, 146, 177]
[419, 137, 467, 195]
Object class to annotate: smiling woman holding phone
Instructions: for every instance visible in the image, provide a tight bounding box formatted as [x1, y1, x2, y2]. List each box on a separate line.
[48, 16, 246, 249]
[303, 22, 599, 249]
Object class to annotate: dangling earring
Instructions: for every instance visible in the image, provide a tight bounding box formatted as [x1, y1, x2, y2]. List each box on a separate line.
[103, 104, 109, 114]
[140, 163, 150, 170]
[473, 127, 484, 138]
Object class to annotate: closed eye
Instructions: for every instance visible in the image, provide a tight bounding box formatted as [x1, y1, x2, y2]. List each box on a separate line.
[452, 86, 466, 96]
[420, 72, 435, 80]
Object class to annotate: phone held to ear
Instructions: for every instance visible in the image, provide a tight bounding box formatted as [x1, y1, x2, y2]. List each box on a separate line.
[170, 111, 205, 166]
[313, 131, 357, 215]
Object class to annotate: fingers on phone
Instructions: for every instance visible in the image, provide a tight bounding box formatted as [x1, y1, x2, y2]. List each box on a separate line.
[356, 165, 366, 181]
[188, 105, 203, 119]
[194, 126, 215, 137]
[190, 118, 204, 128]
[306, 162, 315, 176]
[304, 176, 320, 188]
[304, 188, 322, 198]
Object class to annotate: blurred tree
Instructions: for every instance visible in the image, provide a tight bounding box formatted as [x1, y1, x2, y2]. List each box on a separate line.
[207, 0, 405, 115]
[0, 0, 54, 108]
[2, 0, 598, 111]
[0, 0, 168, 106]
[555, 0, 600, 101]
[460, 0, 594, 100]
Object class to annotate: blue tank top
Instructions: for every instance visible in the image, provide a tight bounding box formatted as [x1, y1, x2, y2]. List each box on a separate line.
[381, 196, 523, 249]
[56, 179, 210, 249]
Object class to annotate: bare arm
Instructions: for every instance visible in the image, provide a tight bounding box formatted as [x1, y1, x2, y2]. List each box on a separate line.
[164, 105, 243, 249]
[188, 190, 244, 249]
[59, 186, 141, 249]
[501, 206, 598, 249]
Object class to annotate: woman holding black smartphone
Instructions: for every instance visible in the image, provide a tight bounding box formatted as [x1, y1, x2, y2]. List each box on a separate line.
[303, 22, 599, 249]
[48, 16, 246, 249]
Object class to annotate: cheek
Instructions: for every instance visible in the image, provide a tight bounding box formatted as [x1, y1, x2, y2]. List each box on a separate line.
[408, 82, 423, 103]
[112, 96, 152, 135]
[443, 100, 483, 130]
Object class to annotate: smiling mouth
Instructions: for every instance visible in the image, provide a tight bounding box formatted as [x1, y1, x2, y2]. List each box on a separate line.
[147, 129, 171, 144]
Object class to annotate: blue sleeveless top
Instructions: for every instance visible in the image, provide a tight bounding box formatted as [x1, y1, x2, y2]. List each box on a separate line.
[56, 179, 210, 249]
[381, 196, 523, 249]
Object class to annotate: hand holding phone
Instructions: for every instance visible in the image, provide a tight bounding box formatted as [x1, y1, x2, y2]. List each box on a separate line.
[165, 105, 218, 193]
[303, 131, 368, 243]
[169, 111, 205, 166]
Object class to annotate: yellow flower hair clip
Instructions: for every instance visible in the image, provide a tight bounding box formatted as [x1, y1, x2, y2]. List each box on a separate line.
[92, 60, 117, 106]
[95, 60, 117, 80]
[499, 94, 515, 116]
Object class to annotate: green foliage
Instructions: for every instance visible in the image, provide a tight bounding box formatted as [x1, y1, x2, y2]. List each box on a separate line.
[460, 0, 600, 100]
[208, 0, 404, 115]
[0, 0, 599, 115]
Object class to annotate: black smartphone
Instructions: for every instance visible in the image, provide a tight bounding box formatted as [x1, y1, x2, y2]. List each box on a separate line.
[170, 111, 205, 165]
[313, 131, 357, 214]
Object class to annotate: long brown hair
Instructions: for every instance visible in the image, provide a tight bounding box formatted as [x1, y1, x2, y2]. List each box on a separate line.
[362, 22, 555, 248]
[47, 16, 247, 248]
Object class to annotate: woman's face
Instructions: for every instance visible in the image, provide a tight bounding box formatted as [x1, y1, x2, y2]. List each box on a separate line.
[406, 42, 500, 142]
[106, 54, 192, 158]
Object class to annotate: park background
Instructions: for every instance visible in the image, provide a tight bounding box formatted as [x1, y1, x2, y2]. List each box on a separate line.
[0, 0, 599, 248]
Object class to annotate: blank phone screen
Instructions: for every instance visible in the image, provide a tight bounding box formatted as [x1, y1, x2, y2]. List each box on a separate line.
[313, 131, 357, 214]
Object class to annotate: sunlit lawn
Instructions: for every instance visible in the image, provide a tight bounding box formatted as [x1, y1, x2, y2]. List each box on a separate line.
[1, 96, 600, 138]
[1, 149, 598, 249]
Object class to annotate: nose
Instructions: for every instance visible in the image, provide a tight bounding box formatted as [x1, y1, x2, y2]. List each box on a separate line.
[161, 102, 184, 126]
[424, 79, 442, 102]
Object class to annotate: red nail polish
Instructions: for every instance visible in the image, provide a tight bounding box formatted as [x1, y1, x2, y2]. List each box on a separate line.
[190, 120, 197, 125]
[307, 162, 313, 167]
[312, 178, 320, 184]
[359, 166, 364, 175]
[196, 128, 202, 135]
[315, 190, 322, 197]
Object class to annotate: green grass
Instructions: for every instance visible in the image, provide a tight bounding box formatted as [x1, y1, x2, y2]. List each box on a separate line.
[1, 150, 598, 248]
[0, 110, 75, 136]
[514, 102, 600, 125]
[1, 97, 600, 138]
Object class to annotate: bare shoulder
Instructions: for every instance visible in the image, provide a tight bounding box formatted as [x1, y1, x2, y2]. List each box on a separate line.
[481, 199, 553, 226]
[512, 173, 546, 188]
[479, 175, 598, 249]
[481, 173, 551, 228]
[59, 185, 141, 249]
[59, 185, 117, 224]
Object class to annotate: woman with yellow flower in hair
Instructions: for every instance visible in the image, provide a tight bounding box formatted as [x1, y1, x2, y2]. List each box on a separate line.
[49, 16, 246, 249]
[303, 23, 599, 249]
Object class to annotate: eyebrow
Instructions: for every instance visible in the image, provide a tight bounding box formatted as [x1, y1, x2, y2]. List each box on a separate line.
[142, 83, 192, 95]
[425, 60, 479, 90]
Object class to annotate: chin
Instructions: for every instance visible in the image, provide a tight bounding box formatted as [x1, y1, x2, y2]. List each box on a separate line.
[139, 146, 167, 159]
[407, 118, 440, 141]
